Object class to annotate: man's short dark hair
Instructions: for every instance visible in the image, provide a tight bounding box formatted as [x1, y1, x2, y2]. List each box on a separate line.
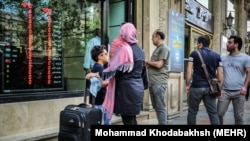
[156, 30, 165, 40]
[197, 35, 210, 47]
[229, 35, 243, 50]
[91, 45, 106, 62]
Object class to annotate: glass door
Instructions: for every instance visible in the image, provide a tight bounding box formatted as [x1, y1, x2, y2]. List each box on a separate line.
[109, 0, 126, 42]
[108, 0, 134, 42]
[63, 0, 102, 91]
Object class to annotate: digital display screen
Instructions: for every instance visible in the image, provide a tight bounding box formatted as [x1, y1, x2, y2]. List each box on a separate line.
[0, 41, 63, 93]
[0, 1, 63, 93]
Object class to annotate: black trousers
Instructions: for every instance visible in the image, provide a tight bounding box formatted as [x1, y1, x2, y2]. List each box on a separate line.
[121, 115, 137, 125]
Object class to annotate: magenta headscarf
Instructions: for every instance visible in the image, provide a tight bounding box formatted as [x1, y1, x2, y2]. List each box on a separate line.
[120, 23, 138, 44]
[102, 23, 138, 119]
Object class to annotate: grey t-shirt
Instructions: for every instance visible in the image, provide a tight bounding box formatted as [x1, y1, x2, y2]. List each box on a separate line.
[222, 52, 250, 90]
[148, 44, 169, 85]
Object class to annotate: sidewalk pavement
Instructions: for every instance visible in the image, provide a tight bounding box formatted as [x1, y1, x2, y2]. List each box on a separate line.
[139, 99, 250, 125]
[43, 100, 250, 141]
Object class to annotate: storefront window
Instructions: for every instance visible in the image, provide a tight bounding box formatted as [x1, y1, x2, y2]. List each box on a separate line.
[0, 0, 101, 95]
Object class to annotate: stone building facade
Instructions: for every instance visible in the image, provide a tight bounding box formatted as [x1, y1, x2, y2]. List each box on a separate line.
[138, 0, 250, 119]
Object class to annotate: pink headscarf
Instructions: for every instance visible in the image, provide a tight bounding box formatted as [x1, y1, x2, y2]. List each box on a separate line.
[102, 23, 137, 119]
[110, 36, 122, 58]
[120, 23, 138, 44]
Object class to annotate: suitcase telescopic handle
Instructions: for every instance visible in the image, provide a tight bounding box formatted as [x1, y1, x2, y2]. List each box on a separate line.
[84, 71, 89, 104]
[84, 71, 95, 105]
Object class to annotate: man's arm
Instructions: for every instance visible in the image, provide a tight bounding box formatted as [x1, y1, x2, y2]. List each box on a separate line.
[186, 61, 193, 87]
[83, 40, 94, 70]
[216, 66, 224, 85]
[241, 67, 250, 95]
[145, 60, 164, 69]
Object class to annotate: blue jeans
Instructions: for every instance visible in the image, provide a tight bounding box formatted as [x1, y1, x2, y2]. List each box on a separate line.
[187, 87, 220, 125]
[217, 90, 245, 125]
[149, 83, 167, 125]
[94, 105, 112, 125]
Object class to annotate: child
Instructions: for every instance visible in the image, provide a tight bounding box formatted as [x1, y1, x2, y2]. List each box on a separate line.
[89, 45, 111, 125]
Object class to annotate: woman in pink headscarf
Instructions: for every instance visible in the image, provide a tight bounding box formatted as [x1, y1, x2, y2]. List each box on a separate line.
[86, 23, 145, 125]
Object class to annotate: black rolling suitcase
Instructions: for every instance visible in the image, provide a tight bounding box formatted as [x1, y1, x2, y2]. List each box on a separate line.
[58, 89, 102, 141]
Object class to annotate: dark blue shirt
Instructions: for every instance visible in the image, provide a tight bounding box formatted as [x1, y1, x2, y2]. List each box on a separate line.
[189, 47, 222, 88]
[91, 63, 107, 105]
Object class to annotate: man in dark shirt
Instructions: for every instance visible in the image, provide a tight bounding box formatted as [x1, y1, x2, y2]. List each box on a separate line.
[185, 35, 223, 125]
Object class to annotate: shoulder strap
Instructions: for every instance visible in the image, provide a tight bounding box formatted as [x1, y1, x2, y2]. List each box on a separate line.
[196, 50, 213, 86]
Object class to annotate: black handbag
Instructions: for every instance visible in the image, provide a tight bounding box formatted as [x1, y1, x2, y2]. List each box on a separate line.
[196, 50, 221, 97]
[142, 65, 148, 90]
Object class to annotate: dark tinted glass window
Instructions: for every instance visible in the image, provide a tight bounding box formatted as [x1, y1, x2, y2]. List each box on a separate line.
[0, 0, 101, 94]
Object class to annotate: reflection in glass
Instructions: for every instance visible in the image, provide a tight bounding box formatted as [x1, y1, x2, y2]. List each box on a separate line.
[0, 0, 101, 93]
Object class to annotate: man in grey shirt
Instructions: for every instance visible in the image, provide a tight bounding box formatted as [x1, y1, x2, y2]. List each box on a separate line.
[218, 35, 250, 125]
[146, 29, 169, 125]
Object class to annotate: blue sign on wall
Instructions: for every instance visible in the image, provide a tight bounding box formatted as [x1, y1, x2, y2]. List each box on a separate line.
[168, 9, 185, 72]
[185, 0, 214, 33]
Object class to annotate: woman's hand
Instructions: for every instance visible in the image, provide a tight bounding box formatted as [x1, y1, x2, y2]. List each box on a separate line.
[85, 72, 94, 80]
[85, 72, 100, 80]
